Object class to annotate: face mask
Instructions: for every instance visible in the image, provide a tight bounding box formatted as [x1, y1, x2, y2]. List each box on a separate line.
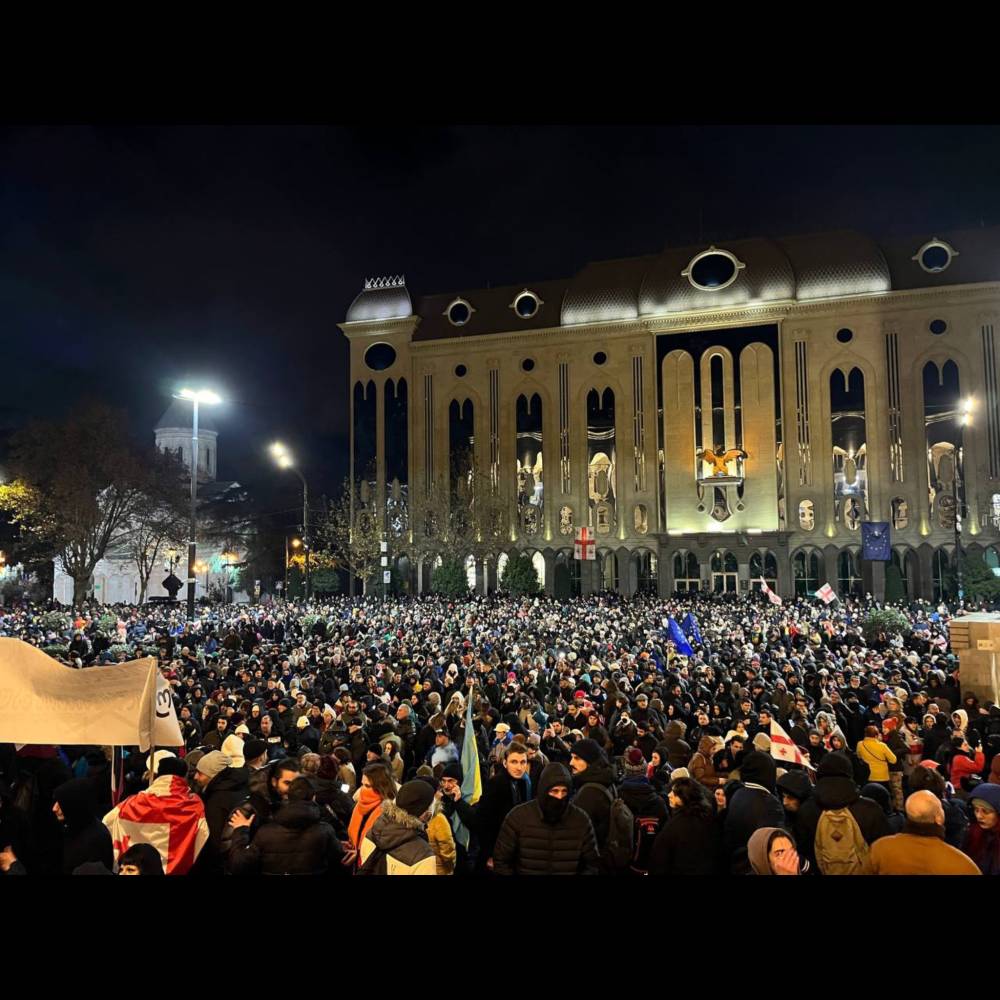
[540, 793, 570, 824]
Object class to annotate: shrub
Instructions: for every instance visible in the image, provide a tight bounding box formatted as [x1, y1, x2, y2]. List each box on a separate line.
[500, 553, 541, 597]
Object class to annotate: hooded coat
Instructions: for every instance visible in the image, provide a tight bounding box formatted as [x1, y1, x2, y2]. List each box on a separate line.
[723, 751, 785, 874]
[688, 736, 722, 789]
[570, 757, 617, 851]
[53, 778, 114, 876]
[229, 799, 344, 875]
[663, 721, 692, 769]
[492, 763, 599, 875]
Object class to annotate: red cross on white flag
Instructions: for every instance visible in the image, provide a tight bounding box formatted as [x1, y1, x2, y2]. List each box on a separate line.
[574, 527, 596, 561]
[770, 720, 815, 770]
[816, 583, 837, 605]
[759, 578, 782, 606]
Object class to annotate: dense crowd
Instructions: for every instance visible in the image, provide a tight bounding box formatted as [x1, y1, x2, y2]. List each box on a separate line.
[1, 589, 999, 876]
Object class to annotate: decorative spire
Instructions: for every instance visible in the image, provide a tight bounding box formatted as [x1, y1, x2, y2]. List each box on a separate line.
[363, 275, 406, 290]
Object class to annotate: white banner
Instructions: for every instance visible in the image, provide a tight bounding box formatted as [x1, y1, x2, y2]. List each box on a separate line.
[0, 638, 183, 750]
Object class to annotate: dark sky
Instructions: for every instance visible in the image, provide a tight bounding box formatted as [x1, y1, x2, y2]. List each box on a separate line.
[3, 124, 1000, 520]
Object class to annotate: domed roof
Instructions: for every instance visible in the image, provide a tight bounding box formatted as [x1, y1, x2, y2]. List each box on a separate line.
[640, 238, 795, 315]
[155, 399, 219, 433]
[777, 231, 891, 299]
[346, 276, 412, 323]
[561, 256, 648, 326]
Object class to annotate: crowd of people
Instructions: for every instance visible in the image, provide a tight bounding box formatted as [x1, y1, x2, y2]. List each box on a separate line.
[1, 588, 999, 876]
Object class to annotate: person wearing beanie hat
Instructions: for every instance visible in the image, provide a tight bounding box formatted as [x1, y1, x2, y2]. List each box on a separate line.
[244, 739, 268, 770]
[722, 751, 784, 874]
[191, 751, 250, 876]
[965, 782, 1000, 875]
[357, 780, 438, 875]
[221, 734, 246, 768]
[568, 737, 616, 868]
[145, 749, 177, 775]
[622, 746, 647, 776]
[617, 746, 669, 874]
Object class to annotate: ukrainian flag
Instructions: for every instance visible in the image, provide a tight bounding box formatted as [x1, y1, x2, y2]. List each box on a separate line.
[461, 688, 482, 805]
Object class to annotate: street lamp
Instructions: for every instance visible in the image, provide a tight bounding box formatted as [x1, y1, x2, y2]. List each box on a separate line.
[285, 536, 302, 596]
[954, 396, 974, 606]
[174, 388, 222, 621]
[221, 550, 239, 604]
[270, 441, 311, 602]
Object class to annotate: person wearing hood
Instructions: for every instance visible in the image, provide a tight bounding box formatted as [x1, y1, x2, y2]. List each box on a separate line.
[357, 779, 438, 875]
[689, 735, 723, 790]
[228, 775, 344, 875]
[191, 751, 250, 875]
[663, 720, 691, 770]
[723, 750, 785, 874]
[51, 777, 114, 876]
[862, 782, 905, 834]
[963, 782, 1000, 875]
[713, 735, 745, 784]
[492, 762, 599, 875]
[795, 752, 890, 871]
[650, 776, 723, 876]
[948, 732, 985, 790]
[776, 770, 814, 857]
[747, 826, 804, 875]
[568, 738, 617, 866]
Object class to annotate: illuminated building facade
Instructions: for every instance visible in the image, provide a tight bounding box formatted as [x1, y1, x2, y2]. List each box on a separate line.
[340, 229, 1000, 601]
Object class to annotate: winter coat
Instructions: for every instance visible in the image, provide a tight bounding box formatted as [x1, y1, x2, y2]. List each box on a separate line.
[570, 759, 617, 850]
[53, 778, 114, 876]
[663, 722, 692, 769]
[951, 749, 986, 789]
[426, 810, 457, 875]
[492, 763, 599, 875]
[856, 737, 897, 783]
[358, 800, 437, 875]
[869, 824, 980, 875]
[723, 784, 785, 874]
[227, 800, 343, 875]
[689, 736, 721, 789]
[650, 807, 723, 876]
[196, 765, 250, 875]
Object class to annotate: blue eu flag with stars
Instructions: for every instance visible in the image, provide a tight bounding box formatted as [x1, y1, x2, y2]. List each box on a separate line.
[862, 522, 891, 561]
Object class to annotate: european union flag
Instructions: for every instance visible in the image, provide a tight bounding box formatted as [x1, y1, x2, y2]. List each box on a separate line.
[862, 521, 891, 561]
[666, 617, 694, 656]
[681, 613, 703, 646]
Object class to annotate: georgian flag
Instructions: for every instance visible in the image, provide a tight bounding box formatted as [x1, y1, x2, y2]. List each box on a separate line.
[759, 578, 782, 606]
[770, 720, 815, 770]
[816, 583, 837, 605]
[104, 774, 209, 875]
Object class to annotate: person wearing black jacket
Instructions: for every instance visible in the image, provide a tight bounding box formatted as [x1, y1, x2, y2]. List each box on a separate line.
[464, 743, 533, 872]
[192, 751, 250, 875]
[568, 739, 617, 866]
[226, 777, 343, 875]
[723, 751, 785, 874]
[650, 777, 722, 876]
[795, 751, 890, 871]
[52, 777, 114, 876]
[492, 763, 598, 875]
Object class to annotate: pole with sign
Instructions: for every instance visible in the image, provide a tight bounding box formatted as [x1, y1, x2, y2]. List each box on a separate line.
[381, 540, 389, 601]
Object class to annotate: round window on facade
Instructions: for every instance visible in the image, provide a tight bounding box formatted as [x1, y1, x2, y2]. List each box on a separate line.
[512, 290, 542, 319]
[930, 319, 948, 335]
[455, 364, 467, 377]
[913, 238, 958, 274]
[364, 342, 397, 371]
[521, 358, 535, 372]
[836, 328, 854, 344]
[682, 246, 746, 291]
[593, 351, 607, 365]
[445, 298, 474, 326]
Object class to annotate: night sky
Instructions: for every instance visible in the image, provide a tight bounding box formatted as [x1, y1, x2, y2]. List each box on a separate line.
[4, 124, 1000, 521]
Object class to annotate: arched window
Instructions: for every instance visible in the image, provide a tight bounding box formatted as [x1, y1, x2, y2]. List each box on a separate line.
[799, 499, 815, 531]
[793, 549, 821, 596]
[465, 554, 477, 590]
[831, 367, 867, 526]
[673, 551, 701, 592]
[891, 496, 909, 530]
[838, 549, 862, 597]
[711, 550, 738, 593]
[587, 388, 616, 534]
[516, 393, 543, 536]
[750, 551, 778, 591]
[635, 551, 657, 592]
[531, 551, 546, 589]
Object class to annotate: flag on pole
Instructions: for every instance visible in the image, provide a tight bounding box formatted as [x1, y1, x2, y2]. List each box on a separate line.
[816, 583, 837, 605]
[452, 685, 482, 850]
[103, 774, 209, 875]
[759, 578, 782, 606]
[770, 720, 814, 770]
[666, 617, 694, 656]
[681, 613, 703, 645]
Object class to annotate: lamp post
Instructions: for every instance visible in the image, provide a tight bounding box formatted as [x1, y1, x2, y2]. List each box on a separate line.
[955, 397, 974, 606]
[285, 536, 301, 597]
[174, 388, 221, 621]
[270, 442, 311, 602]
[221, 551, 239, 604]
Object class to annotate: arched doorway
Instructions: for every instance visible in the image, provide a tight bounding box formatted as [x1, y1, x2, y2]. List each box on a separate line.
[838, 549, 863, 598]
[634, 550, 657, 592]
[932, 548, 951, 602]
[749, 551, 778, 591]
[793, 548, 821, 596]
[554, 550, 580, 599]
[673, 551, 701, 592]
[711, 550, 738, 593]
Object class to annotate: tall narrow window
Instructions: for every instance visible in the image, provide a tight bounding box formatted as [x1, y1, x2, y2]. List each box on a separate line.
[489, 367, 500, 494]
[385, 379, 408, 529]
[795, 340, 811, 485]
[587, 388, 616, 534]
[923, 361, 962, 530]
[886, 331, 903, 481]
[983, 325, 1000, 478]
[354, 380, 377, 489]
[632, 355, 646, 492]
[516, 394, 543, 538]
[449, 399, 475, 503]
[423, 374, 434, 497]
[831, 368, 867, 529]
[559, 362, 571, 493]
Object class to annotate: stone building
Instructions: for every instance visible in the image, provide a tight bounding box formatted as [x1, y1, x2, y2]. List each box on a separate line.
[339, 229, 1000, 601]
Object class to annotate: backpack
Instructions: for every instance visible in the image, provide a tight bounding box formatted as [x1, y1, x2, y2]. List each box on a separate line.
[815, 806, 870, 875]
[630, 814, 662, 875]
[583, 783, 635, 871]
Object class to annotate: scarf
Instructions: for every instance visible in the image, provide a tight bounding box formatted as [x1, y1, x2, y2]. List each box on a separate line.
[348, 787, 383, 852]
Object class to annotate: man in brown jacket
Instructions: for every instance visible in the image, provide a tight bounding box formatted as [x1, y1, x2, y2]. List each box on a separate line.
[869, 791, 980, 875]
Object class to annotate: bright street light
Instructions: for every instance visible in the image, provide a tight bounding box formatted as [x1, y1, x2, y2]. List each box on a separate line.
[270, 440, 311, 601]
[177, 388, 222, 405]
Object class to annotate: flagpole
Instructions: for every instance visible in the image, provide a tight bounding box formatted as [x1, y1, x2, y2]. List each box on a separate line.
[148, 658, 158, 789]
